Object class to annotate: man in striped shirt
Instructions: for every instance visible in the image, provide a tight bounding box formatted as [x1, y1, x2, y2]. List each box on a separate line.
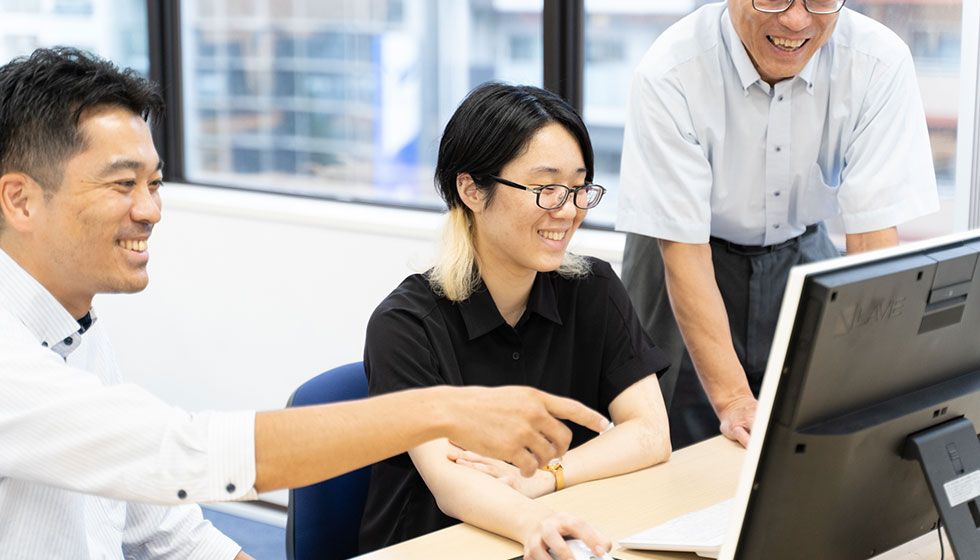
[0, 47, 610, 559]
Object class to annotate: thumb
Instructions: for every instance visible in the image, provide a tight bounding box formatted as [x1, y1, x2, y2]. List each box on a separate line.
[542, 393, 610, 434]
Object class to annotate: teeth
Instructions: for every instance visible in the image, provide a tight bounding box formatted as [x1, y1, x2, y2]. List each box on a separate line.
[118, 240, 148, 252]
[770, 36, 806, 50]
[539, 231, 566, 241]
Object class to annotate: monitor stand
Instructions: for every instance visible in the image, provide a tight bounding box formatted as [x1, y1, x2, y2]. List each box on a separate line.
[906, 416, 980, 559]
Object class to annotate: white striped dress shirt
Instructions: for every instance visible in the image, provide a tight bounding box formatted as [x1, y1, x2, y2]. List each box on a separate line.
[0, 247, 258, 559]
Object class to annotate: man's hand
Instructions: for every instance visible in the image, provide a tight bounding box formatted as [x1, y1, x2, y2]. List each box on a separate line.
[717, 394, 757, 447]
[443, 386, 610, 477]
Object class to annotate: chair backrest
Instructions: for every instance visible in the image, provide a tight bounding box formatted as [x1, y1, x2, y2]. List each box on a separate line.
[285, 362, 370, 560]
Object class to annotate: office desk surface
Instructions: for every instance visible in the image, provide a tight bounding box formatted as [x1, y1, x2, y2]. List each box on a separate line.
[356, 436, 951, 560]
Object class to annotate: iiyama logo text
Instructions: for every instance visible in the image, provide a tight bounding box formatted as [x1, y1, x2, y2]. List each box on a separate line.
[834, 297, 906, 335]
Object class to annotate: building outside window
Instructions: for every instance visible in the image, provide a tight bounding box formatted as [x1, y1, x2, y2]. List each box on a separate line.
[0, 0, 147, 75]
[181, 0, 543, 209]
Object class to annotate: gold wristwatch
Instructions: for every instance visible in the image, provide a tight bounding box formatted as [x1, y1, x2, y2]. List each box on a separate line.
[543, 458, 565, 491]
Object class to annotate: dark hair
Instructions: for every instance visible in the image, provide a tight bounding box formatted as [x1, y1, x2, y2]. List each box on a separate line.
[434, 82, 594, 210]
[0, 46, 164, 192]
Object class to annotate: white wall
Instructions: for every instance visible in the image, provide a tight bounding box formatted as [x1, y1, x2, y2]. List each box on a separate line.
[94, 184, 626, 415]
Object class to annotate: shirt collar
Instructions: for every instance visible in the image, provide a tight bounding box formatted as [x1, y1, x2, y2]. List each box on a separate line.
[0, 248, 94, 357]
[722, 7, 820, 95]
[458, 272, 563, 341]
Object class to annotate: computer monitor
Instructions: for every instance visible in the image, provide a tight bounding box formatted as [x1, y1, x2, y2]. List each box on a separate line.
[719, 229, 980, 559]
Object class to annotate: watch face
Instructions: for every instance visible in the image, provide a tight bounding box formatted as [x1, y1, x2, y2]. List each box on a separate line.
[548, 458, 562, 468]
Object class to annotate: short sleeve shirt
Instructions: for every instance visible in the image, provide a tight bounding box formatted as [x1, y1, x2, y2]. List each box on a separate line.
[616, 3, 940, 246]
[357, 257, 670, 552]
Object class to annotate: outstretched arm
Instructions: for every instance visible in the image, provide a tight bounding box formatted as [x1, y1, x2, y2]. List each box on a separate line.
[253, 384, 610, 492]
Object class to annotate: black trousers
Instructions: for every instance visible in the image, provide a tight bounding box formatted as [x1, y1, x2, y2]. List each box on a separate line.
[621, 224, 839, 449]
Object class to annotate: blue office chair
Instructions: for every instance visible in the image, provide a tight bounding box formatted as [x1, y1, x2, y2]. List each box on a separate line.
[285, 362, 371, 560]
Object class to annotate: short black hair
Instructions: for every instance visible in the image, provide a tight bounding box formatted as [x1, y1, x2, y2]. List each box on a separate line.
[434, 82, 594, 210]
[0, 46, 164, 192]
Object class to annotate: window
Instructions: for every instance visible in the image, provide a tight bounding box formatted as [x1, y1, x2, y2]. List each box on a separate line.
[583, 0, 972, 239]
[180, 0, 544, 209]
[847, 0, 964, 240]
[582, 0, 710, 225]
[0, 0, 148, 75]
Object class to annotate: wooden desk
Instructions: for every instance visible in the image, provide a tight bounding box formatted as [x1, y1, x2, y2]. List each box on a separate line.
[356, 436, 951, 559]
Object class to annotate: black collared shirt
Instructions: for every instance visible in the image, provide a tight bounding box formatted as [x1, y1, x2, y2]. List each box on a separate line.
[358, 257, 670, 553]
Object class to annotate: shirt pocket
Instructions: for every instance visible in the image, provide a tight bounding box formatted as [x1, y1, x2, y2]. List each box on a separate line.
[796, 162, 841, 226]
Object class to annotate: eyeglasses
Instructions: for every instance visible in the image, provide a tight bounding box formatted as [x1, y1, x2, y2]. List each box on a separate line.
[486, 175, 606, 210]
[752, 0, 845, 15]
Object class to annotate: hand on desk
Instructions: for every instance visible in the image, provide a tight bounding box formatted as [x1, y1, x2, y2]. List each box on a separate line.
[522, 511, 612, 560]
[446, 386, 611, 477]
[448, 445, 556, 498]
[718, 394, 757, 448]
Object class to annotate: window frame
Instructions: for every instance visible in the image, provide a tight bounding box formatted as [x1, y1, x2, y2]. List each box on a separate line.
[147, 0, 980, 233]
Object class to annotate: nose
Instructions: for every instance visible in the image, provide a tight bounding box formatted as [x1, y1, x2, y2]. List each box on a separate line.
[131, 183, 162, 225]
[550, 190, 580, 218]
[777, 0, 813, 31]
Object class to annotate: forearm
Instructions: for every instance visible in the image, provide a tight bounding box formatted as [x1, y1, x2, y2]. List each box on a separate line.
[845, 227, 898, 255]
[561, 377, 670, 488]
[254, 386, 455, 492]
[414, 441, 555, 545]
[659, 240, 752, 413]
[561, 415, 669, 488]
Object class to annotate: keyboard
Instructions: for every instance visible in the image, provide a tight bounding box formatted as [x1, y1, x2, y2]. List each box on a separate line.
[619, 498, 733, 558]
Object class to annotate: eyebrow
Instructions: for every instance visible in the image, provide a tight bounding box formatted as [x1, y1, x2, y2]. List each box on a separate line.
[527, 165, 588, 175]
[97, 159, 164, 176]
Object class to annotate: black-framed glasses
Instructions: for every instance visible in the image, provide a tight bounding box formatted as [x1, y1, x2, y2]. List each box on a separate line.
[752, 0, 845, 15]
[486, 175, 606, 210]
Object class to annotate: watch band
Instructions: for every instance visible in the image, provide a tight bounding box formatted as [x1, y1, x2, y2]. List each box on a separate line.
[543, 458, 565, 491]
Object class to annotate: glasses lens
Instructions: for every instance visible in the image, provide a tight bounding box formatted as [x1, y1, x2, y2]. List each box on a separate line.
[805, 0, 843, 13]
[575, 185, 604, 209]
[753, 0, 791, 12]
[537, 186, 569, 209]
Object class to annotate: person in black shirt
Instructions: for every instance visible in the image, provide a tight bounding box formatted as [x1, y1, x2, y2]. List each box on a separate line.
[359, 83, 672, 560]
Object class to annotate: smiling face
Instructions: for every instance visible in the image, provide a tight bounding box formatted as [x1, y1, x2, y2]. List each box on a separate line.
[467, 122, 587, 283]
[729, 0, 839, 86]
[27, 105, 163, 317]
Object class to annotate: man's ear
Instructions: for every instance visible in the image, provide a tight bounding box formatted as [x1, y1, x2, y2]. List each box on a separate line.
[0, 172, 45, 233]
[456, 173, 484, 214]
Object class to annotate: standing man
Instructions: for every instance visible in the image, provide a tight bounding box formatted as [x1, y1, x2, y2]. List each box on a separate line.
[617, 0, 940, 449]
[0, 47, 610, 559]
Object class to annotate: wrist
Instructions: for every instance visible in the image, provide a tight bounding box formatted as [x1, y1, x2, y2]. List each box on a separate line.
[415, 386, 457, 442]
[541, 458, 565, 492]
[710, 385, 755, 416]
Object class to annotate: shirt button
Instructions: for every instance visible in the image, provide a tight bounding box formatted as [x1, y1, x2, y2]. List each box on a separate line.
[63, 337, 73, 346]
[774, 224, 781, 229]
[774, 146, 782, 152]
[777, 94, 784, 101]
[177, 489, 187, 499]
[512, 352, 520, 361]
[774, 191, 781, 197]
[226, 483, 236, 493]
[41, 341, 49, 348]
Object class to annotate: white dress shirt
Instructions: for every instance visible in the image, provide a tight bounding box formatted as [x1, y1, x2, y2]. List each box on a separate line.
[0, 248, 258, 559]
[616, 3, 940, 246]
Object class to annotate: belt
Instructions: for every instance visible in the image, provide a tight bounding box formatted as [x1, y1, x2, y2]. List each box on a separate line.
[710, 224, 820, 256]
